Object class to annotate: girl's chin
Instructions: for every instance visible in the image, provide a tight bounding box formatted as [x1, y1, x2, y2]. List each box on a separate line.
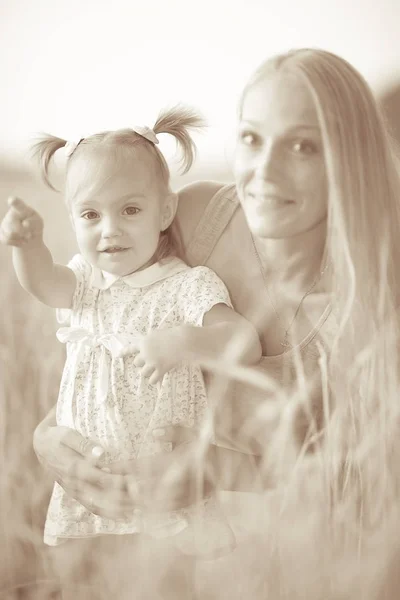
[96, 251, 138, 274]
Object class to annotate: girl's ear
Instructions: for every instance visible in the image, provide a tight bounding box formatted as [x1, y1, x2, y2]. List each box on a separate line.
[161, 193, 178, 231]
[68, 209, 76, 231]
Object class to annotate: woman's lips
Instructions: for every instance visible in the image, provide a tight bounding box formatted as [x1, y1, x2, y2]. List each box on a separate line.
[249, 193, 294, 207]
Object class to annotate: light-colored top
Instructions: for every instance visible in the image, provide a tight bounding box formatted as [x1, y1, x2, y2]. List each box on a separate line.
[44, 255, 232, 545]
[175, 182, 337, 549]
[178, 182, 336, 456]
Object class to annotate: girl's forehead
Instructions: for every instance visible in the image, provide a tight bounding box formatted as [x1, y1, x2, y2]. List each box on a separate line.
[67, 149, 159, 204]
[242, 72, 319, 130]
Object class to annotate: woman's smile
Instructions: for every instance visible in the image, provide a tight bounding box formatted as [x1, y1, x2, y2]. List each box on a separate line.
[249, 192, 294, 208]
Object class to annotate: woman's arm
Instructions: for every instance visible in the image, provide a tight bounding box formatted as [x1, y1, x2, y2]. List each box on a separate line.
[33, 406, 141, 519]
[208, 443, 265, 493]
[34, 406, 267, 517]
[109, 425, 267, 513]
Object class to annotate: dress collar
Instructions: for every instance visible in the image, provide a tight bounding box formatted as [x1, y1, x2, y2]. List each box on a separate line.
[91, 257, 189, 290]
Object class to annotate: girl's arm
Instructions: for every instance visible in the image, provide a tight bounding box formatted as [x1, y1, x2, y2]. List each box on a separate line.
[12, 241, 76, 308]
[124, 304, 262, 385]
[181, 303, 262, 365]
[0, 197, 76, 308]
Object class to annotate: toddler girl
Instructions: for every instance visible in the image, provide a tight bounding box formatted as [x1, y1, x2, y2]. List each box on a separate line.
[0, 106, 261, 558]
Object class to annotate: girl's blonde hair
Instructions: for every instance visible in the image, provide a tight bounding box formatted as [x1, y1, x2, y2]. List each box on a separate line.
[242, 49, 400, 531]
[31, 105, 206, 261]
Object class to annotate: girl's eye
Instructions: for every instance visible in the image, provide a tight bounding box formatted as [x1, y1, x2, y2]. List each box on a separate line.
[82, 211, 99, 220]
[290, 139, 318, 155]
[123, 206, 140, 216]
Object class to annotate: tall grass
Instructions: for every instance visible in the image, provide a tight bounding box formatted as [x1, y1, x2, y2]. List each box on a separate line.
[1, 164, 400, 599]
[0, 246, 65, 598]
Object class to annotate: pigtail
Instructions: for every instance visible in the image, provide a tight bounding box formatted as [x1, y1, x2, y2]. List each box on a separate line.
[31, 134, 68, 191]
[152, 105, 206, 174]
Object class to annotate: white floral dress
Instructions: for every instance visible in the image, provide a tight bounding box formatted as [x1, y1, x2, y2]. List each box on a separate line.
[44, 255, 234, 553]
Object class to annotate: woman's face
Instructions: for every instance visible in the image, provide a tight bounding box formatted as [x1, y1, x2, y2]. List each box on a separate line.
[234, 71, 328, 239]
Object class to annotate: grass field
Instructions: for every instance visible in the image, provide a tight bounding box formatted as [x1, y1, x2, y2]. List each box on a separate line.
[1, 163, 400, 599]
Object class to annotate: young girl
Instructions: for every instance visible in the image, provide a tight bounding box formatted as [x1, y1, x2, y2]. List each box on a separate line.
[0, 106, 261, 561]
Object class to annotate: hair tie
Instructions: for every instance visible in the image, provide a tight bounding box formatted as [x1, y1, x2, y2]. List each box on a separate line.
[131, 125, 159, 145]
[64, 138, 83, 158]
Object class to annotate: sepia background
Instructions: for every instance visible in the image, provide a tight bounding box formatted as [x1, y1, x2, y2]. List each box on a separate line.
[1, 0, 400, 597]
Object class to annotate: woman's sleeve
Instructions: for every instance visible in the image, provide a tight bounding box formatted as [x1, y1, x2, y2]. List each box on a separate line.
[56, 254, 90, 324]
[177, 266, 233, 326]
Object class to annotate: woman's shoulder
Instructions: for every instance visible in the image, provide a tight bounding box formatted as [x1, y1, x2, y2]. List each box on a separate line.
[177, 179, 227, 204]
[176, 180, 236, 251]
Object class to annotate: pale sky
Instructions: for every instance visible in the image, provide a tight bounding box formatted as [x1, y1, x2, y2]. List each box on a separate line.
[1, 0, 400, 169]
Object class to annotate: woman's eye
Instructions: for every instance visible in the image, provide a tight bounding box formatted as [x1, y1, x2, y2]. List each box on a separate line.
[291, 139, 318, 155]
[239, 131, 259, 147]
[123, 206, 140, 216]
[82, 211, 99, 220]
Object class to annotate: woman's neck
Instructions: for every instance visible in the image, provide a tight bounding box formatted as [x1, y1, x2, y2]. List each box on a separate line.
[253, 218, 329, 293]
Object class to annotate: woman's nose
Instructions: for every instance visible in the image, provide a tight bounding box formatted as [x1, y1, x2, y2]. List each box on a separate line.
[255, 142, 282, 181]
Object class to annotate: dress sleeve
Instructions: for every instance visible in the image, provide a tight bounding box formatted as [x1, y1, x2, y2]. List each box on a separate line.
[56, 254, 91, 324]
[177, 266, 233, 326]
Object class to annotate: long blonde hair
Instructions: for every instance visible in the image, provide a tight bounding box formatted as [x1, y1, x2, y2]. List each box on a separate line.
[243, 49, 400, 530]
[31, 105, 205, 261]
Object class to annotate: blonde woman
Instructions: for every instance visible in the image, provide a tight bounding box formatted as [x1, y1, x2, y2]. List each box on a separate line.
[33, 49, 400, 599]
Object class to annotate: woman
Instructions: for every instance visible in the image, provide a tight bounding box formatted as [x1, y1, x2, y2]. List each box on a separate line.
[34, 48, 400, 598]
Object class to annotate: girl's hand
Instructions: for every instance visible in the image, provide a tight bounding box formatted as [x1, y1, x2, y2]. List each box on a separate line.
[120, 328, 186, 385]
[0, 196, 44, 247]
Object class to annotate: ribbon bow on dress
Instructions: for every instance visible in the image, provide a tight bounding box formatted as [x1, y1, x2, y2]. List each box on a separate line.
[56, 326, 142, 406]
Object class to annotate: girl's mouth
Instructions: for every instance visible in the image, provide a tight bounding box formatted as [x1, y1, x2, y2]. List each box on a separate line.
[102, 247, 128, 253]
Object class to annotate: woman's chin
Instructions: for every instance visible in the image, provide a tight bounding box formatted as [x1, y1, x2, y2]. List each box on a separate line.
[249, 222, 294, 240]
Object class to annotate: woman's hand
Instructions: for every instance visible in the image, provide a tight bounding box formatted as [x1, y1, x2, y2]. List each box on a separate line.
[33, 408, 140, 519]
[33, 409, 211, 517]
[108, 425, 216, 513]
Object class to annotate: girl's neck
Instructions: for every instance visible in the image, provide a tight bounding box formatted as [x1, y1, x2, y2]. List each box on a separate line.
[253, 218, 329, 293]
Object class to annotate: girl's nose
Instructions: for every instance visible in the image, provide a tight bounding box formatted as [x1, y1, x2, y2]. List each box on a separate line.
[101, 216, 123, 238]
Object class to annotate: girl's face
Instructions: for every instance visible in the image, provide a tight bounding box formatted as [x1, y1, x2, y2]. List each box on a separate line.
[68, 152, 176, 276]
[234, 71, 328, 239]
